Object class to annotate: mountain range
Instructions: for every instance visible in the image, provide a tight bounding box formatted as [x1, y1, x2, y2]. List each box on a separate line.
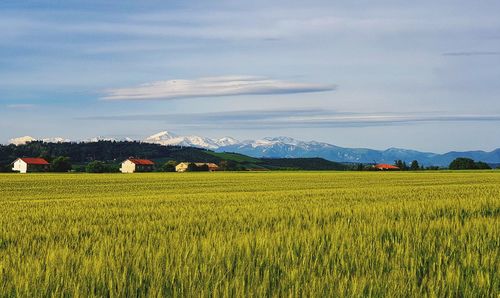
[8, 131, 500, 166]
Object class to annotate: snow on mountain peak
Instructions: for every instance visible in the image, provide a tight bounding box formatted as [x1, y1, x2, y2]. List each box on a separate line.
[84, 136, 116, 143]
[143, 131, 219, 149]
[183, 135, 219, 149]
[9, 136, 71, 145]
[42, 137, 71, 143]
[215, 137, 239, 146]
[9, 136, 36, 145]
[263, 136, 302, 145]
[145, 131, 178, 141]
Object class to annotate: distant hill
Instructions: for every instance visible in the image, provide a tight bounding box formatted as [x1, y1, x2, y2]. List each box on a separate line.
[142, 131, 500, 166]
[0, 141, 348, 172]
[218, 139, 500, 167]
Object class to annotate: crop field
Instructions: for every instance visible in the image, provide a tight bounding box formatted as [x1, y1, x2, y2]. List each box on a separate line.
[0, 171, 499, 297]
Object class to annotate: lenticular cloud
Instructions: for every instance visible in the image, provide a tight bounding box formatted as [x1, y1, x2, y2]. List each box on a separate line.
[102, 76, 335, 100]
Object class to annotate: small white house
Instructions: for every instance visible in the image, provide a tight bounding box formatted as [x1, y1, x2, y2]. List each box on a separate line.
[175, 162, 190, 172]
[120, 158, 155, 173]
[12, 157, 50, 173]
[175, 162, 219, 172]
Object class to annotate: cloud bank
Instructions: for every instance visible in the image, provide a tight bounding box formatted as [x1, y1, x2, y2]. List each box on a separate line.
[101, 76, 335, 101]
[80, 109, 500, 129]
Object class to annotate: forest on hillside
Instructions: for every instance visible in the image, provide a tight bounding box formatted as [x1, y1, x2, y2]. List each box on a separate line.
[0, 141, 349, 172]
[0, 141, 218, 171]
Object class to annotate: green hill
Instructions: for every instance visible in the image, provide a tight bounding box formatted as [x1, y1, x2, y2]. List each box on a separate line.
[206, 151, 261, 163]
[260, 158, 348, 171]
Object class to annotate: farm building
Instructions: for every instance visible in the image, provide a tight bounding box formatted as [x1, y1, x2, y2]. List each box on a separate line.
[12, 157, 50, 173]
[120, 158, 155, 173]
[175, 162, 219, 172]
[374, 164, 400, 170]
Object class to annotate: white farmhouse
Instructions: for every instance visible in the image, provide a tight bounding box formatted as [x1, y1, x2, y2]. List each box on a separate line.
[12, 157, 50, 173]
[175, 162, 190, 172]
[120, 158, 155, 173]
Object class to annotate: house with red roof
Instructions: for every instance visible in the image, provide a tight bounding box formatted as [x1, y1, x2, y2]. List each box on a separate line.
[120, 158, 155, 173]
[373, 164, 400, 171]
[12, 157, 50, 173]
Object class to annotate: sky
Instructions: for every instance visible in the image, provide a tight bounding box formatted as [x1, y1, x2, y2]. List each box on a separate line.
[1, 0, 500, 152]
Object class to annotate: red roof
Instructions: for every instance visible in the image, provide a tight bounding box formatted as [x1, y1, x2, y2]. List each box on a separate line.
[374, 164, 399, 170]
[19, 158, 49, 165]
[127, 158, 154, 165]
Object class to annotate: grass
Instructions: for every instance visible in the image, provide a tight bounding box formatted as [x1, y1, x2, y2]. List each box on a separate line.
[0, 171, 499, 297]
[205, 151, 261, 163]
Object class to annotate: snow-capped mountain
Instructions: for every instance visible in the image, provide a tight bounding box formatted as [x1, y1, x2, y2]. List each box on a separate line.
[214, 137, 239, 147]
[9, 136, 37, 146]
[9, 136, 70, 145]
[7, 131, 500, 166]
[141, 131, 500, 166]
[8, 135, 129, 145]
[143, 131, 238, 150]
[82, 136, 117, 143]
[42, 137, 71, 143]
[217, 140, 500, 166]
[220, 136, 344, 158]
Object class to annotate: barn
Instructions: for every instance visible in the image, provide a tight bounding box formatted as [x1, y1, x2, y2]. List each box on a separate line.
[120, 158, 155, 173]
[12, 157, 50, 173]
[374, 164, 400, 170]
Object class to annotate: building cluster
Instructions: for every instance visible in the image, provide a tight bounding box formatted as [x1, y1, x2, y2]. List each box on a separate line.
[11, 157, 219, 173]
[174, 162, 219, 172]
[11, 157, 400, 173]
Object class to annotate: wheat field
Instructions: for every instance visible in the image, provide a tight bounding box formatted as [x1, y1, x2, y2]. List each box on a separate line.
[0, 172, 499, 297]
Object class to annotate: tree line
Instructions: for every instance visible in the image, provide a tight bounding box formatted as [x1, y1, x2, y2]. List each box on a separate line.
[0, 141, 221, 172]
[25, 156, 497, 173]
[354, 157, 493, 171]
[0, 141, 495, 172]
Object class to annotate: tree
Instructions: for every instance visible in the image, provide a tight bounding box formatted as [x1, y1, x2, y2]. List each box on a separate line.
[162, 160, 177, 172]
[394, 160, 408, 170]
[410, 160, 420, 171]
[426, 166, 440, 170]
[86, 161, 106, 173]
[50, 156, 72, 172]
[449, 158, 475, 170]
[198, 164, 209, 171]
[448, 158, 491, 170]
[219, 160, 243, 171]
[0, 164, 12, 173]
[449, 158, 477, 170]
[475, 161, 491, 170]
[186, 163, 209, 172]
[187, 163, 199, 172]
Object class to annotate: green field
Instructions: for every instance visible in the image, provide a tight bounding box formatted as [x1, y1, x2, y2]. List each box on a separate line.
[0, 172, 499, 297]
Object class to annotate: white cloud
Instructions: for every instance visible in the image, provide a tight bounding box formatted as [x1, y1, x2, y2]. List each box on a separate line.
[102, 76, 335, 101]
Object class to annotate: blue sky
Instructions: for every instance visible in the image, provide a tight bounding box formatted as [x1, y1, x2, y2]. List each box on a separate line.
[1, 0, 500, 152]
